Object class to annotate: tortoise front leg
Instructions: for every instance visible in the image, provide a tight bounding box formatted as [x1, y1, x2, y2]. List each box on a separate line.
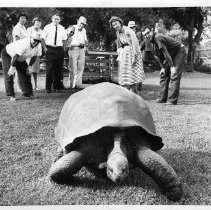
[49, 150, 84, 184]
[53, 147, 65, 163]
[136, 146, 183, 201]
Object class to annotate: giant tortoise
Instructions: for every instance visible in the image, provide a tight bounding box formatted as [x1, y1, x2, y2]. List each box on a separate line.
[49, 82, 183, 201]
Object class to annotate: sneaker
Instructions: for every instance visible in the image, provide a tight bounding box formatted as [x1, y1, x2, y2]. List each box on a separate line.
[156, 99, 167, 103]
[165, 101, 177, 105]
[8, 96, 17, 101]
[21, 94, 37, 99]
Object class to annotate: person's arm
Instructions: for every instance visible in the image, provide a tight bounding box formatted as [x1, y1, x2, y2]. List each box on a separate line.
[160, 46, 174, 67]
[63, 40, 67, 51]
[41, 27, 48, 53]
[8, 54, 19, 76]
[160, 46, 176, 75]
[11, 54, 19, 67]
[12, 26, 21, 41]
[28, 56, 37, 66]
[140, 40, 145, 51]
[150, 45, 165, 74]
[41, 38, 47, 53]
[14, 36, 20, 41]
[151, 50, 165, 69]
[129, 29, 140, 55]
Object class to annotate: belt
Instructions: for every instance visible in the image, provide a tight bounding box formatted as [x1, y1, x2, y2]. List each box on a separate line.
[47, 45, 63, 48]
[69, 46, 85, 50]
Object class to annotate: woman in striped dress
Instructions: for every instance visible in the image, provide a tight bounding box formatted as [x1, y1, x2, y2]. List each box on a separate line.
[109, 16, 145, 93]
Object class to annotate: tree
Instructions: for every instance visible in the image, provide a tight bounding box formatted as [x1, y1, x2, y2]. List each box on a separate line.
[159, 7, 207, 67]
[56, 8, 160, 51]
[0, 7, 55, 45]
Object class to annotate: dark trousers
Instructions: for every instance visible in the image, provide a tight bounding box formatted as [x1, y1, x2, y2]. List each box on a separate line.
[1, 48, 33, 97]
[159, 46, 187, 103]
[45, 46, 64, 91]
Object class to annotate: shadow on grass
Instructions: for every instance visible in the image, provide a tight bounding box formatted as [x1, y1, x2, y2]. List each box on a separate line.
[178, 101, 211, 105]
[49, 147, 211, 204]
[53, 149, 211, 189]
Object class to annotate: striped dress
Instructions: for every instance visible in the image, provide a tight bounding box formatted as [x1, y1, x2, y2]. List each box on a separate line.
[117, 26, 145, 86]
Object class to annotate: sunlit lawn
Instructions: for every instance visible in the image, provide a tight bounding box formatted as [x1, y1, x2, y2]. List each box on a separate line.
[0, 71, 211, 205]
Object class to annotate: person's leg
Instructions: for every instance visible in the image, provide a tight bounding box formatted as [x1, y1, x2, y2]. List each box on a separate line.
[168, 48, 187, 104]
[1, 48, 15, 98]
[54, 47, 64, 91]
[16, 61, 33, 96]
[68, 48, 79, 88]
[75, 48, 85, 88]
[45, 48, 55, 92]
[32, 73, 38, 90]
[158, 65, 171, 103]
[31, 56, 40, 90]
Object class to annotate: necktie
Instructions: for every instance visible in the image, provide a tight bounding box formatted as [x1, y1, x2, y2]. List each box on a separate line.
[54, 26, 57, 46]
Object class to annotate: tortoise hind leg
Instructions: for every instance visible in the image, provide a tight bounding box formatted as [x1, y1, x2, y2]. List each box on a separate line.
[135, 146, 183, 202]
[49, 150, 84, 184]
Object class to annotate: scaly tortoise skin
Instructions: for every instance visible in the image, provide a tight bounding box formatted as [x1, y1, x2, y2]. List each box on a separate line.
[49, 82, 183, 201]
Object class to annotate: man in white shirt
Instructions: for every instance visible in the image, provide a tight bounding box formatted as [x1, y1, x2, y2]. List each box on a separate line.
[41, 14, 67, 93]
[12, 14, 28, 41]
[68, 16, 88, 89]
[1, 34, 42, 101]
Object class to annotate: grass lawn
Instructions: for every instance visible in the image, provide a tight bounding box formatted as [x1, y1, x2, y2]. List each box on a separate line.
[0, 71, 211, 205]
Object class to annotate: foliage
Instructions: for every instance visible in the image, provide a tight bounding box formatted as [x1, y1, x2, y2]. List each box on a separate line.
[159, 7, 207, 63]
[165, 24, 188, 46]
[0, 7, 55, 44]
[0, 73, 211, 205]
[56, 8, 160, 51]
[0, 7, 209, 58]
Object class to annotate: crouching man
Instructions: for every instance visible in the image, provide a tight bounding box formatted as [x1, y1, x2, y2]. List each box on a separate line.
[142, 28, 187, 105]
[1, 33, 42, 101]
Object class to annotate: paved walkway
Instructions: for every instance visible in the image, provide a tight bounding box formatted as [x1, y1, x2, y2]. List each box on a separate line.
[0, 71, 211, 96]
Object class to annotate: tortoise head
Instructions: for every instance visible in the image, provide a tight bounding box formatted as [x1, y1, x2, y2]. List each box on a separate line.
[106, 151, 129, 183]
[106, 131, 129, 183]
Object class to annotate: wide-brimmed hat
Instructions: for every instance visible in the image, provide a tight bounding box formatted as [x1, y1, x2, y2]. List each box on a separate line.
[78, 16, 87, 25]
[142, 28, 151, 36]
[128, 21, 137, 28]
[31, 33, 42, 42]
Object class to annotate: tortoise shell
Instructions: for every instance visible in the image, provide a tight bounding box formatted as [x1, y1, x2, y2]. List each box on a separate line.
[55, 82, 163, 152]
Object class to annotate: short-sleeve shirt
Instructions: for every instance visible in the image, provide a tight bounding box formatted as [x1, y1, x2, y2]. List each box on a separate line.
[6, 38, 42, 62]
[151, 33, 181, 61]
[26, 26, 42, 38]
[70, 25, 87, 46]
[41, 23, 67, 47]
[26, 26, 42, 54]
[12, 23, 27, 41]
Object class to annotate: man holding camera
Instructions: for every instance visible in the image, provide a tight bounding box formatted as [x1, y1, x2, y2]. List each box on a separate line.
[68, 16, 88, 89]
[142, 28, 187, 105]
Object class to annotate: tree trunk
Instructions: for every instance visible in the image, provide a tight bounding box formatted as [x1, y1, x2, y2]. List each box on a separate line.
[186, 11, 195, 71]
[187, 30, 194, 63]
